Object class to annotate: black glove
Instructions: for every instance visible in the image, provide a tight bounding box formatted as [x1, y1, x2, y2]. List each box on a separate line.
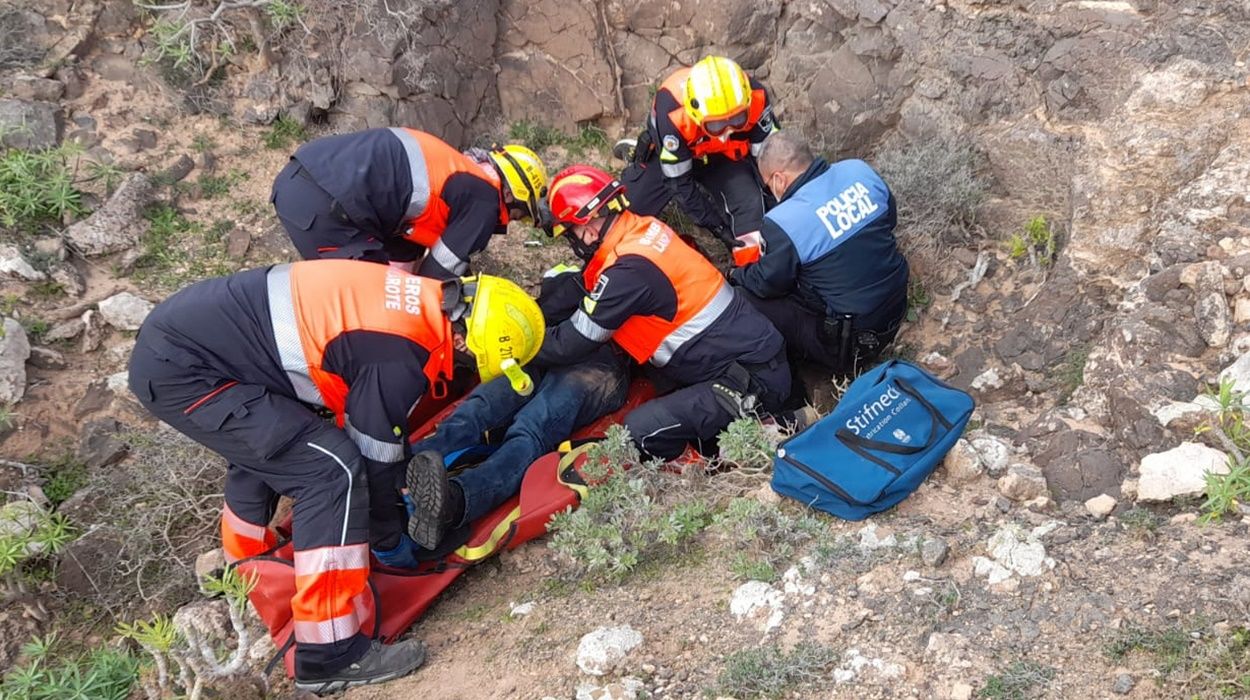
[710, 225, 743, 252]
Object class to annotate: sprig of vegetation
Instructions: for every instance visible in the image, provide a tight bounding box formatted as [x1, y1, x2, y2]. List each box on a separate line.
[979, 660, 1055, 699]
[712, 643, 840, 699]
[0, 142, 87, 235]
[1195, 378, 1250, 523]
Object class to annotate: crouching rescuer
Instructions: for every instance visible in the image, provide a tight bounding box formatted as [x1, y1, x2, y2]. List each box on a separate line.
[127, 260, 543, 694]
[727, 130, 909, 378]
[536, 165, 799, 461]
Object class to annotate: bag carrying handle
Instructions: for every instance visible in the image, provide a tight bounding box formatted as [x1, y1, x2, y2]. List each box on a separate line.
[834, 377, 952, 455]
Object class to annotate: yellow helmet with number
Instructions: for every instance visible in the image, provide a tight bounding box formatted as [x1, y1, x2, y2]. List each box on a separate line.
[462, 274, 545, 392]
[488, 144, 548, 223]
[684, 55, 753, 137]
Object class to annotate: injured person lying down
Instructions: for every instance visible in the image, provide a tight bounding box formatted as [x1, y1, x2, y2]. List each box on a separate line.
[374, 267, 631, 564]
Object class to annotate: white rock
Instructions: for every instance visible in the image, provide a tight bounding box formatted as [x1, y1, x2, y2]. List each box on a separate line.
[1152, 398, 1218, 427]
[1220, 352, 1250, 395]
[857, 522, 897, 551]
[942, 439, 983, 482]
[576, 677, 646, 700]
[65, 173, 153, 256]
[973, 525, 1055, 584]
[970, 368, 1003, 392]
[832, 648, 906, 684]
[97, 292, 154, 331]
[1235, 298, 1250, 324]
[0, 318, 31, 404]
[576, 625, 643, 676]
[1085, 494, 1117, 519]
[1120, 478, 1139, 500]
[510, 601, 536, 617]
[781, 559, 816, 597]
[997, 463, 1049, 502]
[729, 580, 785, 633]
[970, 434, 1012, 475]
[1137, 442, 1230, 502]
[0, 500, 50, 556]
[0, 245, 45, 281]
[951, 682, 975, 700]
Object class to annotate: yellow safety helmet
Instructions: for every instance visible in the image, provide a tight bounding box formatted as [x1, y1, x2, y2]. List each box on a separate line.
[461, 274, 545, 394]
[684, 55, 753, 137]
[488, 144, 548, 224]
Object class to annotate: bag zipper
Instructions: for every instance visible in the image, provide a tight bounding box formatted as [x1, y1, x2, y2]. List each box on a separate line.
[779, 453, 872, 506]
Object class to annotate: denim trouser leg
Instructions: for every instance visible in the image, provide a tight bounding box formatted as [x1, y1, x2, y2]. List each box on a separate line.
[410, 368, 547, 458]
[453, 350, 628, 524]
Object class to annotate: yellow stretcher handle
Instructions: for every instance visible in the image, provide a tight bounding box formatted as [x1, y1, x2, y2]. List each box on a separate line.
[500, 359, 534, 396]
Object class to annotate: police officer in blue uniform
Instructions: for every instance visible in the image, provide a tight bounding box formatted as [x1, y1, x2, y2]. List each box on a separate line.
[726, 130, 909, 376]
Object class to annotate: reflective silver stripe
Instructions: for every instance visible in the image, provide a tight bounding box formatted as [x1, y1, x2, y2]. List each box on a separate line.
[652, 282, 734, 367]
[571, 309, 613, 342]
[292, 591, 369, 644]
[221, 504, 268, 541]
[388, 127, 430, 221]
[267, 265, 325, 406]
[293, 543, 370, 575]
[661, 159, 693, 177]
[344, 416, 405, 463]
[294, 609, 362, 645]
[429, 238, 468, 275]
[750, 140, 765, 158]
[305, 441, 359, 546]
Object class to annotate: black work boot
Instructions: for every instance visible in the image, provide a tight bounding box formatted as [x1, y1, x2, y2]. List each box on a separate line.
[612, 138, 637, 162]
[406, 450, 450, 550]
[295, 639, 426, 695]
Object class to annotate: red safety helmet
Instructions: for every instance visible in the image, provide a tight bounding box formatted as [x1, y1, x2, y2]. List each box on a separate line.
[545, 165, 629, 238]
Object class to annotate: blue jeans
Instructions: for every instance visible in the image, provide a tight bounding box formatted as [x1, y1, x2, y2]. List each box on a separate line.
[411, 346, 629, 525]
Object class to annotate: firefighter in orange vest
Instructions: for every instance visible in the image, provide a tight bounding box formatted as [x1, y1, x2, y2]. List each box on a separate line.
[616, 56, 779, 252]
[128, 260, 543, 694]
[536, 165, 798, 460]
[271, 128, 547, 279]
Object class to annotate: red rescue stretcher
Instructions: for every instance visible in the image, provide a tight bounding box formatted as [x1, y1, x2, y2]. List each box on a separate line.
[233, 379, 656, 677]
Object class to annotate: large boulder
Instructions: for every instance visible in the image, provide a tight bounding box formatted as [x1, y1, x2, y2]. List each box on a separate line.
[0, 318, 31, 404]
[97, 292, 154, 331]
[1137, 442, 1230, 503]
[65, 173, 153, 256]
[0, 98, 61, 150]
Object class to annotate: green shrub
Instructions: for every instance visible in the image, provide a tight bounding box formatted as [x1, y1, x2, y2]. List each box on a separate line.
[0, 142, 86, 235]
[0, 643, 138, 700]
[1196, 378, 1250, 523]
[874, 135, 987, 248]
[547, 425, 713, 583]
[979, 660, 1055, 699]
[713, 643, 839, 699]
[711, 498, 825, 580]
[716, 417, 778, 471]
[263, 115, 307, 151]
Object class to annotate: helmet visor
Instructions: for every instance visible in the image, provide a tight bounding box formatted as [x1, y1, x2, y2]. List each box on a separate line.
[702, 109, 750, 137]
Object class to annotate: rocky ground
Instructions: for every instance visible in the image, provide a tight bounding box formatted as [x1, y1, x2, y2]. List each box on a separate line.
[1, 0, 1249, 698]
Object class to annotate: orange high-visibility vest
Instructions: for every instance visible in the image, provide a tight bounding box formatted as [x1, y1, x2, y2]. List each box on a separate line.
[388, 128, 507, 246]
[655, 68, 768, 162]
[265, 259, 454, 424]
[582, 211, 733, 366]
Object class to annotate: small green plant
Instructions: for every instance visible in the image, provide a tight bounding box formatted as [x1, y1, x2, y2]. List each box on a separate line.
[1006, 216, 1057, 267]
[0, 142, 87, 234]
[507, 120, 567, 151]
[85, 160, 126, 195]
[197, 169, 247, 199]
[1053, 344, 1089, 404]
[729, 554, 777, 582]
[265, 0, 305, 30]
[120, 567, 260, 699]
[41, 454, 88, 506]
[134, 203, 235, 289]
[191, 134, 217, 153]
[906, 279, 931, 322]
[1106, 624, 1250, 696]
[20, 317, 49, 343]
[0, 644, 139, 700]
[1195, 378, 1250, 523]
[0, 404, 14, 432]
[548, 425, 714, 583]
[713, 643, 839, 699]
[264, 114, 307, 151]
[1105, 625, 1191, 672]
[716, 417, 779, 470]
[711, 498, 825, 580]
[1118, 507, 1162, 539]
[979, 660, 1055, 699]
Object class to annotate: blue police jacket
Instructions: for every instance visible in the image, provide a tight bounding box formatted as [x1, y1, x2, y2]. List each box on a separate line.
[731, 158, 908, 329]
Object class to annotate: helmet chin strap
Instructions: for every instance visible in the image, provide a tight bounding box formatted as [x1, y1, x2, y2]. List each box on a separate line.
[565, 210, 618, 262]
